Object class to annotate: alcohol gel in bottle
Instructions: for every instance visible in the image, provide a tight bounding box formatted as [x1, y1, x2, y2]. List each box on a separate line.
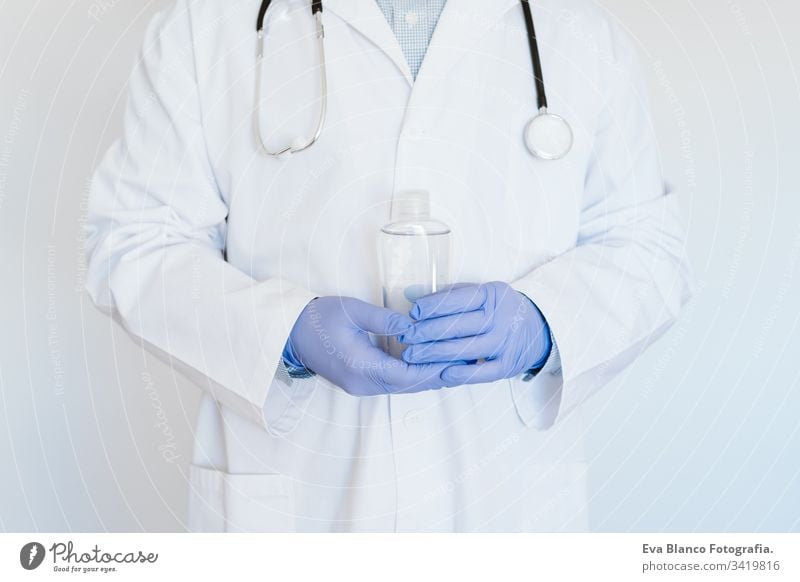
[380, 190, 451, 358]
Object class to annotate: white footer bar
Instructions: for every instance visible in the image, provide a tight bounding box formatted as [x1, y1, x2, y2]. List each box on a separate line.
[1, 533, 797, 581]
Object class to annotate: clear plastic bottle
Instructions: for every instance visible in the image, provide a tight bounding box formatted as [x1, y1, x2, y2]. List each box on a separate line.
[379, 190, 451, 358]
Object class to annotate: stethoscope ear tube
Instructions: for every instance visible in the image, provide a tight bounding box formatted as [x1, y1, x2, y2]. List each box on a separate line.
[256, 0, 272, 32]
[254, 0, 328, 157]
[258, 0, 320, 32]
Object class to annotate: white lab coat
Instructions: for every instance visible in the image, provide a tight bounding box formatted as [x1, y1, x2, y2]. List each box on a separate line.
[85, 0, 692, 532]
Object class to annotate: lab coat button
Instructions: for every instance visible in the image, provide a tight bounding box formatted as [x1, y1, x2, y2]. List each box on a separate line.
[403, 409, 424, 428]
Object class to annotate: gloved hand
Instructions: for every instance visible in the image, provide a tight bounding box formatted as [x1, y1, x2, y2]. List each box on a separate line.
[399, 282, 552, 385]
[283, 296, 454, 396]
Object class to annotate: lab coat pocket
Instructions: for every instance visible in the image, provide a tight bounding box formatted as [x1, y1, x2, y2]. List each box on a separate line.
[224, 472, 296, 533]
[188, 464, 296, 533]
[263, 370, 318, 437]
[187, 464, 225, 533]
[519, 462, 590, 532]
[508, 372, 563, 431]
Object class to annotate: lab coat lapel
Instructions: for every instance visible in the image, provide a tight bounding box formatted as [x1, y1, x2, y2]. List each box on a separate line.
[416, 0, 520, 82]
[325, 0, 413, 85]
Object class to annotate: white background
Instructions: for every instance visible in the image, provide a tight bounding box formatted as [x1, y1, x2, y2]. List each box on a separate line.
[0, 0, 798, 531]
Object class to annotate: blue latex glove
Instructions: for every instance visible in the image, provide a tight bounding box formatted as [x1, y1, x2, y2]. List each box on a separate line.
[400, 282, 551, 385]
[284, 296, 454, 396]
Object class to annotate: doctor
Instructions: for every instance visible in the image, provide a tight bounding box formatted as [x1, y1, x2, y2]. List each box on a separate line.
[86, 0, 692, 532]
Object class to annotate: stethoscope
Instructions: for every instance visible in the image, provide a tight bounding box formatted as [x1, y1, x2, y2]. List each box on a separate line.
[255, 0, 573, 160]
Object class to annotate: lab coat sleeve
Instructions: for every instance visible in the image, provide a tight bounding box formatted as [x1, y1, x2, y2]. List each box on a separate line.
[84, 0, 316, 433]
[511, 24, 693, 429]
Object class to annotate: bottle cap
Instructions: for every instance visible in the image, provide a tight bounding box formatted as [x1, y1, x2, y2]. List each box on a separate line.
[391, 190, 430, 222]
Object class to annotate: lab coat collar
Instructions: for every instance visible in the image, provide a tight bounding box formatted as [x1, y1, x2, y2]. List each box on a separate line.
[325, 0, 521, 86]
[419, 0, 521, 80]
[325, 0, 414, 84]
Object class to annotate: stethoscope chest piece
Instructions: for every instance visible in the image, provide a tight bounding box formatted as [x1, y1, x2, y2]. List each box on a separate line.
[524, 109, 573, 161]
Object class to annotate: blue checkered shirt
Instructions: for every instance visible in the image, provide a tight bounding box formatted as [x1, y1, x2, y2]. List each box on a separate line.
[375, 0, 448, 79]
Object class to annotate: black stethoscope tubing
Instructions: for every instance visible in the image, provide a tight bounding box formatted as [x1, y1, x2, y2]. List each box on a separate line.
[519, 0, 548, 110]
